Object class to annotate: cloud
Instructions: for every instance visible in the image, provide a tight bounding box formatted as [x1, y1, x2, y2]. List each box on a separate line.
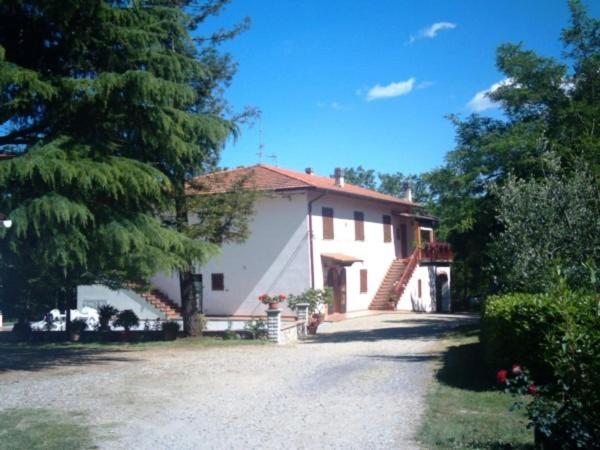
[409, 22, 457, 44]
[366, 78, 416, 101]
[317, 100, 348, 111]
[467, 78, 513, 112]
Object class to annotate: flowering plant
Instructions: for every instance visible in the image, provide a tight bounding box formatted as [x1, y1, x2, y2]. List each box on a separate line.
[258, 294, 286, 305]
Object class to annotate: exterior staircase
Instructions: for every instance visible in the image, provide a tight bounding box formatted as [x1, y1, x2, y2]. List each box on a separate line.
[369, 259, 408, 310]
[140, 289, 182, 320]
[369, 250, 419, 311]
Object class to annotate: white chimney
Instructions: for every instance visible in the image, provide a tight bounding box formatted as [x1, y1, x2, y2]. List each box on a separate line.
[333, 167, 345, 187]
[403, 181, 412, 202]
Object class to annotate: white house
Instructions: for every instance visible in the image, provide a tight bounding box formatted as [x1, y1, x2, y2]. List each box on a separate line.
[78, 164, 452, 321]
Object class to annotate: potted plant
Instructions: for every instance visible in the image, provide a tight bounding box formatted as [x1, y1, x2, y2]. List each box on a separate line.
[161, 321, 180, 341]
[97, 304, 119, 331]
[287, 288, 332, 334]
[69, 318, 88, 342]
[258, 293, 286, 310]
[114, 309, 139, 340]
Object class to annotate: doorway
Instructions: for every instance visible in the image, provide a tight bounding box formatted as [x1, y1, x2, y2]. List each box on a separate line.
[326, 267, 347, 314]
[435, 273, 449, 312]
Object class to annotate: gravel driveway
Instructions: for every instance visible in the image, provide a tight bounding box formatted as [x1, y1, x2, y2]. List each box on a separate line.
[0, 313, 476, 449]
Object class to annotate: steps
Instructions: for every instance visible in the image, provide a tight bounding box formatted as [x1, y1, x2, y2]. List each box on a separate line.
[140, 290, 183, 320]
[369, 259, 408, 310]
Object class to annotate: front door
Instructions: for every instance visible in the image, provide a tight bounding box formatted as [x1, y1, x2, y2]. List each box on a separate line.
[326, 267, 347, 314]
[399, 224, 408, 258]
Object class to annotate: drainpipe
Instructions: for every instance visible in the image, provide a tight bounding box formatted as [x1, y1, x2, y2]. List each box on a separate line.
[308, 191, 327, 288]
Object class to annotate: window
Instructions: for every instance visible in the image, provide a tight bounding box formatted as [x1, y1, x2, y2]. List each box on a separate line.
[322, 207, 334, 240]
[418, 279, 422, 298]
[211, 273, 224, 291]
[360, 269, 368, 293]
[383, 215, 392, 243]
[354, 211, 365, 241]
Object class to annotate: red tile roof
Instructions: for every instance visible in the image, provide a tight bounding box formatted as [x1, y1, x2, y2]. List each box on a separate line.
[189, 164, 416, 207]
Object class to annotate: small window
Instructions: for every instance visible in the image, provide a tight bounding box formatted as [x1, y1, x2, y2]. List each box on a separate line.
[322, 207, 334, 240]
[383, 215, 392, 243]
[211, 273, 224, 291]
[418, 279, 422, 298]
[360, 269, 368, 293]
[354, 211, 365, 241]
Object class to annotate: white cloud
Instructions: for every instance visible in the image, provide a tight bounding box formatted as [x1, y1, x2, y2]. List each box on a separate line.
[366, 78, 416, 101]
[409, 22, 457, 44]
[467, 78, 513, 112]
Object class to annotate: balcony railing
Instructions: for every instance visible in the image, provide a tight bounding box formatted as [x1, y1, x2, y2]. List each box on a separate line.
[419, 241, 453, 262]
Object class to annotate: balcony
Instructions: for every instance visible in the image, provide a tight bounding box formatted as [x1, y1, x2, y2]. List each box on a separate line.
[419, 241, 453, 262]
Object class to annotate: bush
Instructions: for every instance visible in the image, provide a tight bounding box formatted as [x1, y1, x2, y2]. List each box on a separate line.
[244, 318, 267, 339]
[12, 319, 31, 339]
[484, 291, 600, 447]
[97, 304, 119, 331]
[161, 321, 180, 333]
[287, 288, 332, 314]
[69, 318, 88, 334]
[114, 309, 139, 331]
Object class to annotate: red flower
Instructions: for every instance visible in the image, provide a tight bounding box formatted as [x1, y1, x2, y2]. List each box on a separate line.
[512, 364, 522, 375]
[527, 384, 537, 395]
[278, 294, 286, 300]
[258, 294, 267, 301]
[496, 369, 509, 385]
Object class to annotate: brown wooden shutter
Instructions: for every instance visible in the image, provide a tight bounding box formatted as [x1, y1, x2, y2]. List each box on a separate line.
[211, 273, 224, 291]
[354, 211, 365, 241]
[322, 207, 334, 240]
[360, 269, 368, 293]
[383, 215, 392, 243]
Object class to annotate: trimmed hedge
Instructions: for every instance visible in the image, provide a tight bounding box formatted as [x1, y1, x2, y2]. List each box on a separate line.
[482, 291, 600, 447]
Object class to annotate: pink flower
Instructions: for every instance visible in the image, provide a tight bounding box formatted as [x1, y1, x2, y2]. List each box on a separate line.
[278, 294, 286, 300]
[258, 294, 267, 301]
[512, 364, 522, 375]
[527, 384, 537, 395]
[496, 369, 509, 385]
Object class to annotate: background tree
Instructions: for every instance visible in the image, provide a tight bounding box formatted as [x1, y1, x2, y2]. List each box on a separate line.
[422, 0, 600, 301]
[344, 166, 427, 203]
[0, 0, 252, 333]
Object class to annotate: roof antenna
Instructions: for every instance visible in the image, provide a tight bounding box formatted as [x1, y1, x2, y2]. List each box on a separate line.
[267, 153, 278, 166]
[257, 121, 265, 163]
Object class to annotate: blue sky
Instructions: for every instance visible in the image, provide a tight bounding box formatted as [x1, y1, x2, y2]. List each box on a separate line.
[209, 0, 599, 177]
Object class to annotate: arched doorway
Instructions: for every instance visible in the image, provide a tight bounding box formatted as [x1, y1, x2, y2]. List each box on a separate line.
[326, 267, 347, 314]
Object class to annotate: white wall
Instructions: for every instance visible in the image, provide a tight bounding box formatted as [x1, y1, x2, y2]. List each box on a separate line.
[77, 285, 163, 320]
[310, 193, 409, 312]
[197, 192, 311, 317]
[150, 271, 181, 305]
[397, 265, 452, 312]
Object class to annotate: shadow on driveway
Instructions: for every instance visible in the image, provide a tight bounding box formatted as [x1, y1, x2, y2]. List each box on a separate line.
[0, 344, 139, 373]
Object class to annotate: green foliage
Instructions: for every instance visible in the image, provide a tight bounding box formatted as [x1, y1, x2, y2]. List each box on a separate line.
[486, 290, 600, 448]
[114, 309, 139, 332]
[244, 318, 267, 340]
[0, 1, 245, 318]
[98, 304, 119, 331]
[161, 321, 180, 333]
[343, 166, 427, 203]
[420, 0, 600, 301]
[491, 163, 600, 293]
[69, 318, 88, 334]
[287, 288, 332, 314]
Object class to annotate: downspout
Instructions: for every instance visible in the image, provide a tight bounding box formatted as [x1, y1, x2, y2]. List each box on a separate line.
[308, 191, 327, 288]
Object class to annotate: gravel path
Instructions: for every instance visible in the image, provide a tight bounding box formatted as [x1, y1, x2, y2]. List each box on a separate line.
[0, 313, 476, 449]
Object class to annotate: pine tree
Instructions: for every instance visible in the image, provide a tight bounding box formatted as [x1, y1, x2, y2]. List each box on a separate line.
[0, 0, 248, 329]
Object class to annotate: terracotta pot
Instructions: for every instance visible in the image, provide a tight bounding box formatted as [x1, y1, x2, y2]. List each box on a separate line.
[268, 301, 279, 310]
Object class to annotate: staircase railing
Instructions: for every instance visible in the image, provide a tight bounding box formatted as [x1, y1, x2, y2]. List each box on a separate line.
[391, 248, 419, 304]
[419, 241, 453, 261]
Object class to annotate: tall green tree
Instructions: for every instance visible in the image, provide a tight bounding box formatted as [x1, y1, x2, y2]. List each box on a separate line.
[423, 0, 600, 300]
[0, 0, 249, 332]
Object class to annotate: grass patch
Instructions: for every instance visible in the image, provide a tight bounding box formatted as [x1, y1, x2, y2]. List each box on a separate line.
[0, 409, 93, 450]
[418, 325, 534, 449]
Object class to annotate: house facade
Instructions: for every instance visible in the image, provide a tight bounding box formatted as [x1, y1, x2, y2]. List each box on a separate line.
[78, 164, 452, 320]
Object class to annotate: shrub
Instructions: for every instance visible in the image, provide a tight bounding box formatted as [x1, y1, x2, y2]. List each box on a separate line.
[484, 291, 600, 447]
[244, 318, 267, 339]
[97, 304, 119, 331]
[161, 321, 180, 333]
[69, 319, 88, 334]
[12, 320, 31, 339]
[114, 309, 139, 332]
[287, 288, 333, 314]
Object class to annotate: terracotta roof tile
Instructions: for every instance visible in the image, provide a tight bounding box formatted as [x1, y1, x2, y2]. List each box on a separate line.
[189, 164, 416, 207]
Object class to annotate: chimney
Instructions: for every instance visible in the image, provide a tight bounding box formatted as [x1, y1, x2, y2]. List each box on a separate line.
[403, 181, 412, 202]
[333, 167, 345, 187]
[305, 167, 314, 175]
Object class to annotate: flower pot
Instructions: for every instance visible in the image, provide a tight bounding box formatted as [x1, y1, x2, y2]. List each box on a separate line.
[268, 301, 279, 310]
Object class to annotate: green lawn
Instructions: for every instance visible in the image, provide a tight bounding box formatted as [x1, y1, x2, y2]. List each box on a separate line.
[0, 409, 93, 450]
[418, 326, 534, 450]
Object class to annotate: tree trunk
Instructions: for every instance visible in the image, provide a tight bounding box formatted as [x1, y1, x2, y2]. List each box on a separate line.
[174, 177, 199, 337]
[64, 284, 77, 333]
